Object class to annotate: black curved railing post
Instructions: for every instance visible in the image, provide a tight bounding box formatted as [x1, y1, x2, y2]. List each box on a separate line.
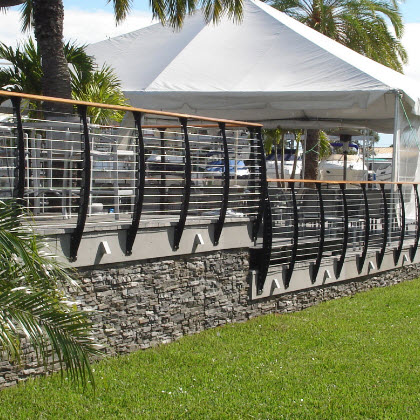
[126, 111, 146, 255]
[410, 184, 420, 262]
[213, 122, 230, 245]
[252, 127, 267, 241]
[284, 182, 298, 288]
[377, 183, 389, 269]
[173, 117, 191, 250]
[11, 97, 25, 202]
[311, 182, 325, 283]
[336, 183, 348, 278]
[69, 105, 91, 261]
[257, 192, 273, 294]
[357, 183, 370, 273]
[394, 183, 405, 264]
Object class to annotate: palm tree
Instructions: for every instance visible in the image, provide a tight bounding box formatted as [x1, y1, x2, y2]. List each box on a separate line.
[71, 64, 127, 125]
[267, 0, 407, 179]
[290, 130, 301, 179]
[0, 38, 127, 124]
[0, 38, 93, 96]
[268, 0, 406, 72]
[264, 128, 285, 187]
[0, 0, 243, 111]
[0, 38, 43, 96]
[304, 129, 320, 180]
[0, 200, 100, 386]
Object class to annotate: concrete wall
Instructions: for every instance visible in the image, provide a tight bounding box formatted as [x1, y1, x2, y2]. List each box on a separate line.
[43, 218, 255, 268]
[1, 248, 419, 389]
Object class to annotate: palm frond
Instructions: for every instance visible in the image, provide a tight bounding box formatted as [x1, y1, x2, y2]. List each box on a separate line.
[108, 0, 133, 24]
[201, 0, 244, 25]
[0, 200, 100, 387]
[64, 41, 94, 74]
[263, 128, 284, 154]
[64, 40, 95, 86]
[19, 0, 33, 32]
[268, 0, 407, 72]
[319, 130, 332, 159]
[71, 64, 127, 124]
[0, 38, 126, 116]
[0, 0, 25, 9]
[149, 0, 243, 28]
[0, 201, 76, 292]
[0, 287, 100, 385]
[0, 38, 42, 94]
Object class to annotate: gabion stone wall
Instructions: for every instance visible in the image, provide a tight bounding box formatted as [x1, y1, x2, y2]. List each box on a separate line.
[1, 249, 419, 389]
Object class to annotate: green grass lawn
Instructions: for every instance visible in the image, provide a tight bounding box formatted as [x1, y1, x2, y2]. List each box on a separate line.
[1, 279, 419, 419]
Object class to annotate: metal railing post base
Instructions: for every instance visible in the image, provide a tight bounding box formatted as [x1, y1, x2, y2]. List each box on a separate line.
[333, 257, 342, 279]
[356, 255, 364, 274]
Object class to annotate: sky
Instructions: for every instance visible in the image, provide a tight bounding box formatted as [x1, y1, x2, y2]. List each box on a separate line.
[0, 0, 419, 145]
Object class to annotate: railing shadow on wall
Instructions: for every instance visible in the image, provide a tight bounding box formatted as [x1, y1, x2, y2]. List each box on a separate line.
[0, 90, 265, 261]
[249, 178, 420, 299]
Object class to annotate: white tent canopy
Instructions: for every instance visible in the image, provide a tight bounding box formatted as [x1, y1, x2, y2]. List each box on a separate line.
[87, 0, 420, 133]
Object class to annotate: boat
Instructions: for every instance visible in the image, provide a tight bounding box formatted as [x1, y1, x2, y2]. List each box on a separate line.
[203, 152, 250, 179]
[266, 149, 302, 179]
[319, 142, 369, 182]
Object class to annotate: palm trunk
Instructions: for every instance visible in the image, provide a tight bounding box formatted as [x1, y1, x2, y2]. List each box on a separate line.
[32, 0, 72, 113]
[304, 129, 320, 181]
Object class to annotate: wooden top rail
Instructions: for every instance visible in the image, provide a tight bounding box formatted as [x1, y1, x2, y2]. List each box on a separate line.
[0, 90, 262, 128]
[268, 178, 420, 186]
[142, 124, 249, 129]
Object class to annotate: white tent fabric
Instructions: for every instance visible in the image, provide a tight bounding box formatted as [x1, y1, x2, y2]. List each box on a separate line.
[87, 0, 420, 133]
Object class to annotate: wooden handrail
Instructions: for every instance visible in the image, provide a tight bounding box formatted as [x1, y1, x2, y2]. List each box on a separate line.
[0, 90, 262, 128]
[267, 178, 420, 186]
[142, 124, 247, 129]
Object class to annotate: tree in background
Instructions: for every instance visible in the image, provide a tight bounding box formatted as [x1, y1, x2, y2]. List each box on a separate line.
[268, 0, 406, 72]
[290, 130, 301, 179]
[0, 0, 243, 111]
[0, 200, 100, 387]
[0, 38, 127, 124]
[0, 37, 92, 98]
[71, 64, 127, 124]
[267, 0, 407, 178]
[318, 130, 332, 158]
[264, 128, 285, 186]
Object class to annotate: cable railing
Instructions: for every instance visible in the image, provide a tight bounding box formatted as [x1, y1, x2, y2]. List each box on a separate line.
[3, 91, 419, 290]
[251, 179, 420, 295]
[0, 91, 264, 260]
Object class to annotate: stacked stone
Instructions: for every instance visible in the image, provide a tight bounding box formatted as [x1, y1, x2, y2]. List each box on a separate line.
[1, 250, 418, 389]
